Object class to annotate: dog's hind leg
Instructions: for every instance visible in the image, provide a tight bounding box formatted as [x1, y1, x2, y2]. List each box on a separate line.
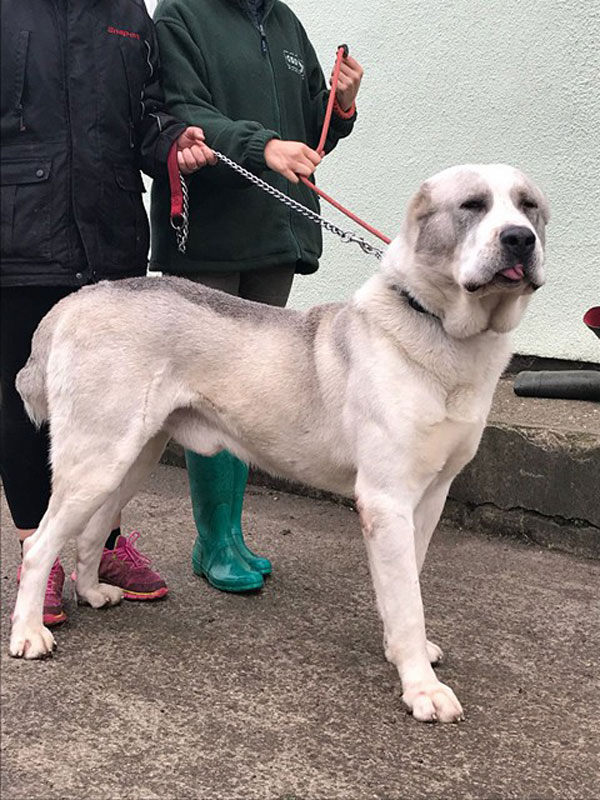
[73, 494, 124, 609]
[9, 429, 159, 659]
[74, 432, 169, 607]
[9, 492, 110, 659]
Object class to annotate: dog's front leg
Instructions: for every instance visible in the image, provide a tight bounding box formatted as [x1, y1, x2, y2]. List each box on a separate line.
[356, 479, 463, 723]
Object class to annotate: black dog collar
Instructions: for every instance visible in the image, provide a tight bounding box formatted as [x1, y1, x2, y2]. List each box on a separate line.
[392, 285, 440, 322]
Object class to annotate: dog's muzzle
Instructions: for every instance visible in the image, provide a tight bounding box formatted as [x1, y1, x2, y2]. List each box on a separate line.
[497, 225, 536, 282]
[464, 225, 542, 292]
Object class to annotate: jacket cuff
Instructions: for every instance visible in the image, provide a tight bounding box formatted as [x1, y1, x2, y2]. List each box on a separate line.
[245, 129, 281, 173]
[155, 121, 187, 168]
[333, 97, 357, 120]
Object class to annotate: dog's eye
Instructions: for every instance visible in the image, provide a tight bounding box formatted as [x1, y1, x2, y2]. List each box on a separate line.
[521, 198, 538, 210]
[460, 198, 486, 212]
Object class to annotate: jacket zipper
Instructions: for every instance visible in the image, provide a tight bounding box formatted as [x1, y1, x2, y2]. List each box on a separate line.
[258, 23, 267, 56]
[52, 0, 82, 278]
[119, 45, 137, 148]
[257, 18, 302, 262]
[14, 30, 30, 132]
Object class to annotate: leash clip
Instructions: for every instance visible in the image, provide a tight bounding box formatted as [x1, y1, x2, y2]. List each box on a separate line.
[340, 230, 383, 259]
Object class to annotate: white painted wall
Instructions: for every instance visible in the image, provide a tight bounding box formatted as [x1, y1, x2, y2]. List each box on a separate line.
[147, 0, 600, 361]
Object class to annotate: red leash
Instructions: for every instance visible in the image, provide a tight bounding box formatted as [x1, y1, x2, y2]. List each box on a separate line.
[167, 144, 184, 223]
[299, 44, 391, 246]
[316, 44, 348, 156]
[168, 43, 391, 251]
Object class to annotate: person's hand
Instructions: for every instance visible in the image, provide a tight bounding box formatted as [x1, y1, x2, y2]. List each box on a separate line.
[176, 127, 217, 174]
[332, 55, 363, 112]
[264, 139, 321, 183]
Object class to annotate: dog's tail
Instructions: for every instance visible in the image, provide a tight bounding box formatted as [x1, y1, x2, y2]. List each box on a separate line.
[15, 307, 58, 427]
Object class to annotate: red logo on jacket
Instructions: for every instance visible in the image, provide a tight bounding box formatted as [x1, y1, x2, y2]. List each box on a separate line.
[107, 26, 140, 40]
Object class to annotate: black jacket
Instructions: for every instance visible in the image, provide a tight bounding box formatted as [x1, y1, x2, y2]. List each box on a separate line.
[0, 0, 186, 287]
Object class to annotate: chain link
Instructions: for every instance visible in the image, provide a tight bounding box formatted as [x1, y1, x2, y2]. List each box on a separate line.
[172, 172, 189, 254]
[213, 151, 384, 259]
[170, 151, 384, 259]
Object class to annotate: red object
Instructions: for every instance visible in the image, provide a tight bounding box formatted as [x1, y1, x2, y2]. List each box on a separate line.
[316, 44, 348, 156]
[97, 531, 168, 601]
[299, 175, 391, 244]
[332, 96, 356, 120]
[583, 306, 600, 339]
[167, 141, 184, 228]
[301, 44, 392, 246]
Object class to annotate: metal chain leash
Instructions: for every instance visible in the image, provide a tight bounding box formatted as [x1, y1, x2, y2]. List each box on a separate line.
[174, 172, 190, 254]
[210, 150, 384, 259]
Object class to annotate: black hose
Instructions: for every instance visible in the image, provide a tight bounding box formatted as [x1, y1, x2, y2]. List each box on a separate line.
[514, 370, 600, 401]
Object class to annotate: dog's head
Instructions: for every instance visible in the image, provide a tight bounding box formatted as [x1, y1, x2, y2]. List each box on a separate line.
[383, 164, 549, 338]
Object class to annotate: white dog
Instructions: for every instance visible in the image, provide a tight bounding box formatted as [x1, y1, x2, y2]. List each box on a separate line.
[10, 163, 548, 724]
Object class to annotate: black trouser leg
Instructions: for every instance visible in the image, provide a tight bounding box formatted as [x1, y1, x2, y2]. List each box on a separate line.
[0, 286, 74, 529]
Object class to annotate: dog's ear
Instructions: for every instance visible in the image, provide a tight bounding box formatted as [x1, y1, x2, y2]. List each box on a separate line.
[407, 181, 433, 222]
[536, 188, 550, 225]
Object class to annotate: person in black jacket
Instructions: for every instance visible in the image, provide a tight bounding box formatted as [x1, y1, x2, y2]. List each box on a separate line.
[0, 0, 214, 624]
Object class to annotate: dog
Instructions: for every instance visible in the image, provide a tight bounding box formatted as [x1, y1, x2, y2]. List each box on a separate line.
[9, 163, 548, 724]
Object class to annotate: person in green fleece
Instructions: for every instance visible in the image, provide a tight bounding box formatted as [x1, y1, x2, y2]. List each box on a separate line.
[151, 0, 363, 592]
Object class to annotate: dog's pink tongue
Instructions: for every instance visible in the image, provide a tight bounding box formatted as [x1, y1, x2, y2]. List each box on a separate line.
[501, 264, 525, 281]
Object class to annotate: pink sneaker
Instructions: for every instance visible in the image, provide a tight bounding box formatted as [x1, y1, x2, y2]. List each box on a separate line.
[16, 558, 67, 626]
[97, 531, 168, 601]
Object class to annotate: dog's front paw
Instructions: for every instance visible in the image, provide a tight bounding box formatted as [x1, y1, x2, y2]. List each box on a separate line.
[76, 583, 123, 608]
[403, 680, 464, 723]
[426, 639, 444, 665]
[9, 623, 56, 660]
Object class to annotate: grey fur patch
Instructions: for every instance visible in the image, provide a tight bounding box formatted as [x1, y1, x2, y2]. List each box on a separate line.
[415, 174, 494, 256]
[103, 276, 296, 324]
[416, 210, 459, 256]
[331, 311, 352, 363]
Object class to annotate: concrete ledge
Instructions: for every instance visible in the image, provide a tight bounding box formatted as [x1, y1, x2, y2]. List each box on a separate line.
[162, 377, 600, 559]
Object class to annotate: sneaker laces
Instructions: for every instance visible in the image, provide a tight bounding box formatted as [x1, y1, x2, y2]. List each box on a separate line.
[46, 558, 64, 597]
[48, 558, 63, 580]
[17, 557, 62, 583]
[114, 531, 151, 568]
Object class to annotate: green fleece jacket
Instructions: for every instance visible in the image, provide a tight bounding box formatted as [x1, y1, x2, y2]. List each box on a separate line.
[151, 0, 357, 274]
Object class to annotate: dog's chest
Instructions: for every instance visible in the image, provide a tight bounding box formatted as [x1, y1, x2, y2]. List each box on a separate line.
[418, 387, 487, 478]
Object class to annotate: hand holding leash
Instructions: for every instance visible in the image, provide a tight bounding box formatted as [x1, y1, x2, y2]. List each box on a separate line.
[332, 53, 363, 112]
[264, 140, 322, 183]
[176, 126, 217, 174]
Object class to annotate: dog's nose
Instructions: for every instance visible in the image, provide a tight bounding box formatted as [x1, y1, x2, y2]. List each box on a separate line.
[499, 226, 536, 260]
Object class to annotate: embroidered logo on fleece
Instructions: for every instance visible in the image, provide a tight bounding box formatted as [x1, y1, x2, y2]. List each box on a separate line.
[283, 51, 305, 78]
[107, 26, 140, 41]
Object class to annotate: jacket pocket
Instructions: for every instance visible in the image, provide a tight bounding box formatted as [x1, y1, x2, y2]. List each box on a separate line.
[114, 167, 145, 194]
[0, 159, 52, 260]
[109, 165, 148, 267]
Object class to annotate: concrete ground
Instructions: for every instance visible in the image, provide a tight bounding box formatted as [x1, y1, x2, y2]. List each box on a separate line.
[1, 464, 599, 800]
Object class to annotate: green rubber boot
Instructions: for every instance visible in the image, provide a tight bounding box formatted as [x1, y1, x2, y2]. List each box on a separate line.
[186, 449, 264, 592]
[231, 457, 272, 576]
